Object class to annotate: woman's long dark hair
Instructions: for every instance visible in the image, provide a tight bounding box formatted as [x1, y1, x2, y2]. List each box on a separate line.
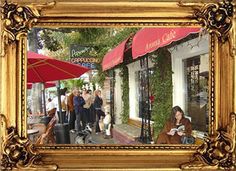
[60, 87, 67, 95]
[170, 106, 185, 124]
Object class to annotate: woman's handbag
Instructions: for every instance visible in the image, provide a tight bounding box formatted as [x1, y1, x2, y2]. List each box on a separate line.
[181, 135, 195, 144]
[61, 99, 67, 111]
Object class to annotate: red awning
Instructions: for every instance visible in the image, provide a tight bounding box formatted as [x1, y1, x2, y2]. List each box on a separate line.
[102, 38, 129, 71]
[132, 27, 201, 59]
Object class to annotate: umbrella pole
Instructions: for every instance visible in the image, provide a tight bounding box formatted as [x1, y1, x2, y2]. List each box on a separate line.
[42, 84, 47, 116]
[57, 80, 63, 124]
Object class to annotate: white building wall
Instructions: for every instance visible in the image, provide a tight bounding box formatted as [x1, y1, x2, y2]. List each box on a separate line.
[170, 35, 209, 112]
[114, 68, 122, 124]
[127, 57, 154, 120]
[127, 60, 140, 119]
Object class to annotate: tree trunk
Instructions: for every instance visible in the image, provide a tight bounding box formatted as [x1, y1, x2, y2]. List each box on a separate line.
[28, 28, 43, 115]
[30, 83, 43, 114]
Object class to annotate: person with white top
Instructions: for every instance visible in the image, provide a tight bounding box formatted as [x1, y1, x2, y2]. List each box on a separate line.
[103, 106, 111, 139]
[46, 98, 55, 112]
[46, 98, 56, 118]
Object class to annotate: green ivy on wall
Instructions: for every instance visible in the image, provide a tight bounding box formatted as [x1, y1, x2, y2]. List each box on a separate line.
[120, 65, 129, 123]
[150, 48, 173, 140]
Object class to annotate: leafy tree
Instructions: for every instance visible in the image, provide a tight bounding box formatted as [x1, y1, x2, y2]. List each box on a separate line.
[34, 27, 139, 87]
[27, 28, 43, 114]
[39, 29, 62, 51]
[61, 79, 84, 90]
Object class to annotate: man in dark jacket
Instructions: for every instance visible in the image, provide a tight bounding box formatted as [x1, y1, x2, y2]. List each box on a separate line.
[73, 90, 85, 131]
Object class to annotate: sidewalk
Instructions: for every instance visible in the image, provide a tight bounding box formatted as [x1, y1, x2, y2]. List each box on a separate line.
[89, 126, 115, 144]
[90, 131, 115, 144]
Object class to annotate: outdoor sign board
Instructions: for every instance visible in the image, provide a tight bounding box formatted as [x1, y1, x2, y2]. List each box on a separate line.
[70, 44, 100, 69]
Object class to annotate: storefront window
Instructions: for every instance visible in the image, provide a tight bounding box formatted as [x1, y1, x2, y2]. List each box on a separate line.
[138, 67, 154, 118]
[136, 57, 154, 143]
[184, 54, 209, 132]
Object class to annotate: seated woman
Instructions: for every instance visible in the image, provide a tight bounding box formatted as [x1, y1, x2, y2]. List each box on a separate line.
[156, 106, 192, 144]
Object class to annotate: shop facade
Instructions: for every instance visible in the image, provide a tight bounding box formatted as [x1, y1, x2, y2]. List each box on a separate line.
[102, 28, 209, 141]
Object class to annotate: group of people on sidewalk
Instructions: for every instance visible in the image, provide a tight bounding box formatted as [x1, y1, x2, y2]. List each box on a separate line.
[46, 87, 112, 141]
[72, 88, 103, 132]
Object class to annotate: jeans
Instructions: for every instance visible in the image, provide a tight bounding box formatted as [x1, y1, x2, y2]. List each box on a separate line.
[57, 111, 66, 124]
[95, 109, 105, 133]
[69, 110, 76, 130]
[75, 110, 82, 131]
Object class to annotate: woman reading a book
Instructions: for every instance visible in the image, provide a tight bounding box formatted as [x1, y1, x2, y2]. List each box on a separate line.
[156, 106, 192, 144]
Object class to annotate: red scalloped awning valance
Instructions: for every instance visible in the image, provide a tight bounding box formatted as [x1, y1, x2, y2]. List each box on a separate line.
[132, 27, 201, 59]
[102, 38, 129, 71]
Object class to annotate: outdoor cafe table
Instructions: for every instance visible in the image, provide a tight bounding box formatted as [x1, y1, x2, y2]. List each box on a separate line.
[27, 129, 39, 135]
[27, 114, 45, 124]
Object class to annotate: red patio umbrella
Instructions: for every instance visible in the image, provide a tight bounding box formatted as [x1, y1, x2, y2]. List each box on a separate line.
[27, 51, 90, 120]
[27, 81, 56, 89]
[27, 51, 89, 83]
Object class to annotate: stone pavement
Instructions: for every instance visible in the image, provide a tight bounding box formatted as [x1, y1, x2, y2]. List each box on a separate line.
[70, 122, 142, 145]
[88, 124, 116, 144]
[89, 123, 141, 145]
[90, 131, 115, 144]
[112, 124, 141, 144]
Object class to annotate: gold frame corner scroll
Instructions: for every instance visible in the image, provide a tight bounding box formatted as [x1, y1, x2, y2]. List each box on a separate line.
[1, 114, 57, 170]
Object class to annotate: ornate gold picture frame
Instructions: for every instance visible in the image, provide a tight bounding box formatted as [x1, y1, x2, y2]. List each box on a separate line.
[0, 0, 235, 170]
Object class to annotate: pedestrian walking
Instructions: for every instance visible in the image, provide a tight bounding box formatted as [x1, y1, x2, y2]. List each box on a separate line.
[67, 88, 77, 130]
[93, 90, 105, 134]
[53, 87, 68, 124]
[73, 90, 85, 131]
[82, 89, 92, 125]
